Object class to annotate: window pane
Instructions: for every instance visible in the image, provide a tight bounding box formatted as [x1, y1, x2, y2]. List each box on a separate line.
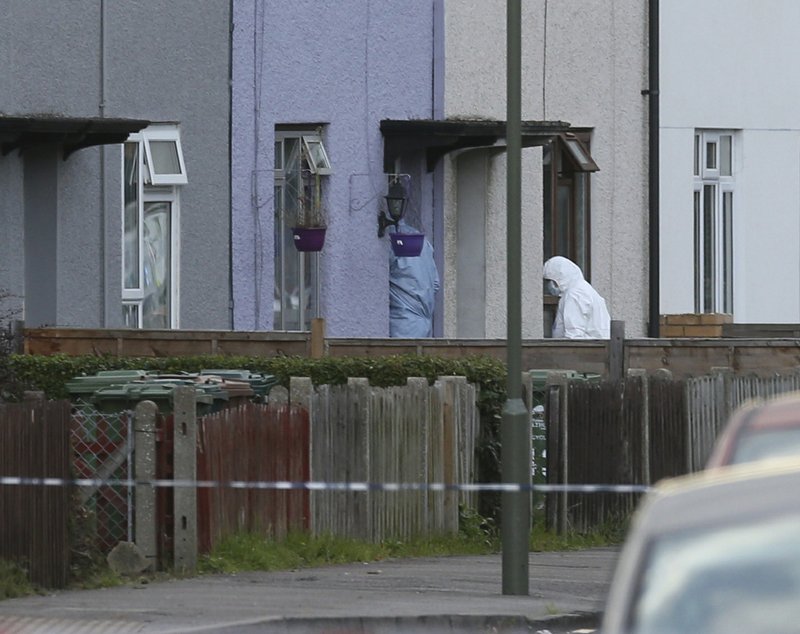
[305, 139, 330, 172]
[723, 191, 734, 313]
[706, 141, 717, 170]
[149, 140, 181, 175]
[632, 514, 800, 634]
[123, 143, 140, 289]
[274, 140, 282, 170]
[556, 184, 571, 257]
[703, 185, 716, 312]
[301, 252, 317, 330]
[720, 135, 732, 176]
[282, 247, 302, 331]
[694, 134, 700, 176]
[142, 202, 171, 328]
[694, 190, 701, 312]
[277, 140, 302, 330]
[122, 303, 140, 328]
[543, 146, 553, 259]
[274, 184, 284, 329]
[574, 174, 588, 274]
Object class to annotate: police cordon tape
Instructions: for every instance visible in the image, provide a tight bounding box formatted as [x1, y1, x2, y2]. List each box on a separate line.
[0, 475, 650, 494]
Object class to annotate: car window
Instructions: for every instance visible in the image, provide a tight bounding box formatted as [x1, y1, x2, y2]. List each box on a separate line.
[732, 427, 800, 465]
[629, 513, 800, 633]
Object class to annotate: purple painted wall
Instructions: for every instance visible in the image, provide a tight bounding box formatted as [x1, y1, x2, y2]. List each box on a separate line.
[232, 0, 436, 336]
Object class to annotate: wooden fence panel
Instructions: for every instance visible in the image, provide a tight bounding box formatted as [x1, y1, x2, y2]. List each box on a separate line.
[305, 377, 476, 542]
[28, 325, 800, 383]
[0, 399, 71, 588]
[648, 377, 688, 481]
[564, 380, 641, 532]
[196, 402, 309, 553]
[549, 369, 800, 533]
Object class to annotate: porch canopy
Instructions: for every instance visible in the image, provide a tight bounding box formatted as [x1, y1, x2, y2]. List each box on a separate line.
[380, 118, 573, 173]
[0, 115, 150, 159]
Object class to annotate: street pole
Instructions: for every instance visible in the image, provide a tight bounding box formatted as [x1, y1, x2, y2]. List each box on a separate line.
[501, 0, 530, 596]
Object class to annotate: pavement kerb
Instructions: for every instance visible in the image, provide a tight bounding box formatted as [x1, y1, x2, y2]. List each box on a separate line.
[168, 611, 602, 633]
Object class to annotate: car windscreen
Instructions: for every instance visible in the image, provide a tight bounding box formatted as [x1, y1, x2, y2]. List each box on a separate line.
[732, 427, 800, 465]
[628, 512, 800, 633]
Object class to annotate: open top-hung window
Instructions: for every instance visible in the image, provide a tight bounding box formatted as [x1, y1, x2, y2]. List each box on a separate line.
[142, 125, 187, 185]
[301, 134, 332, 175]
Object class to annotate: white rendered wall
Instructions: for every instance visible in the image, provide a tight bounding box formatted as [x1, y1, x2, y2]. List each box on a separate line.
[660, 0, 800, 322]
[442, 0, 649, 337]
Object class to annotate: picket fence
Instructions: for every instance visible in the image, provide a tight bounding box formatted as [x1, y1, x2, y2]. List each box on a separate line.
[195, 376, 478, 555]
[273, 376, 478, 543]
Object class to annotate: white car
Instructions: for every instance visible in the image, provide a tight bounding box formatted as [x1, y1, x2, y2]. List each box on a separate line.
[601, 458, 800, 634]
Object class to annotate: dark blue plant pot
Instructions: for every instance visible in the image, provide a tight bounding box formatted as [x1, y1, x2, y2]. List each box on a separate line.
[292, 227, 326, 252]
[390, 233, 424, 257]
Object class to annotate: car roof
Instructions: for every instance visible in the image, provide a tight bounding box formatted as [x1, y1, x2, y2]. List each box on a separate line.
[640, 457, 800, 533]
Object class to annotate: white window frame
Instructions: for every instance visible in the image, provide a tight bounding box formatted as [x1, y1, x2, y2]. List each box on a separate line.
[301, 134, 332, 175]
[694, 130, 735, 314]
[142, 125, 188, 185]
[122, 127, 183, 328]
[273, 128, 330, 331]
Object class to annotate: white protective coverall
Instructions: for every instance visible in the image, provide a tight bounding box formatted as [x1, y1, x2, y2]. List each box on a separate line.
[543, 256, 610, 339]
[389, 221, 440, 337]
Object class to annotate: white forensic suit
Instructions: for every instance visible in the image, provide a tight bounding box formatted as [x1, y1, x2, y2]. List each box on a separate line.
[543, 256, 610, 339]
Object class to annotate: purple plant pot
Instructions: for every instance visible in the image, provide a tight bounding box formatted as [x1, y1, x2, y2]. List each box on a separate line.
[390, 233, 424, 257]
[292, 227, 326, 252]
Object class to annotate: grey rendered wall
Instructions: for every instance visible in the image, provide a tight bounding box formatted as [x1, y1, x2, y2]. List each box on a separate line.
[442, 0, 649, 338]
[0, 0, 231, 329]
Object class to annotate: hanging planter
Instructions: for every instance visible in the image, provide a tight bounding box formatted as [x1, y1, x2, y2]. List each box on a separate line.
[390, 232, 424, 257]
[292, 226, 327, 252]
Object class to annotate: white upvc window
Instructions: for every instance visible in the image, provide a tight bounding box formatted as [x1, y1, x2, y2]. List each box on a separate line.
[693, 130, 735, 314]
[122, 125, 184, 328]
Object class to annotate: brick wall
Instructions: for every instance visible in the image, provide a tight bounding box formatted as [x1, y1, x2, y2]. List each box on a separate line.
[659, 313, 732, 338]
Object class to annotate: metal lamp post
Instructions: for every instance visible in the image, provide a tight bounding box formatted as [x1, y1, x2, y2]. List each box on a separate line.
[501, 0, 530, 596]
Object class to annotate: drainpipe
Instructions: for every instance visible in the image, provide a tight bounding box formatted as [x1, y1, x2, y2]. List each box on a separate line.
[646, 0, 660, 337]
[99, 0, 107, 326]
[227, 0, 234, 328]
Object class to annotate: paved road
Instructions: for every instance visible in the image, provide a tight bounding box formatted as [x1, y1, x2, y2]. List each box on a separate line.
[0, 548, 617, 633]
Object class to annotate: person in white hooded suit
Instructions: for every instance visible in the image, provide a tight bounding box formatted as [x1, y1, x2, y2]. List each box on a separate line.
[543, 256, 610, 339]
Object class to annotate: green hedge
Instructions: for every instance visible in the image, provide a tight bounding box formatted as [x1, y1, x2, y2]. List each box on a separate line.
[5, 353, 508, 520]
[6, 352, 503, 398]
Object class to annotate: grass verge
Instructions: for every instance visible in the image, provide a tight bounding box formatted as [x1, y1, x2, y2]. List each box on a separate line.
[1, 510, 625, 597]
[199, 510, 625, 575]
[0, 559, 36, 600]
